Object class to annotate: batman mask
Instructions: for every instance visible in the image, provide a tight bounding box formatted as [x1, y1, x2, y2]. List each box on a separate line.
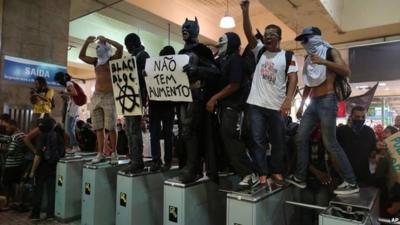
[182, 17, 200, 48]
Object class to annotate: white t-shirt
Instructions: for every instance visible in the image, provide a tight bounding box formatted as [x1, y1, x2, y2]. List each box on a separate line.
[66, 81, 79, 117]
[246, 41, 298, 110]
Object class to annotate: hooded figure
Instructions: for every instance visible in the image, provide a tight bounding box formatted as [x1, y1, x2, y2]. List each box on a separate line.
[124, 33, 145, 56]
[96, 42, 113, 65]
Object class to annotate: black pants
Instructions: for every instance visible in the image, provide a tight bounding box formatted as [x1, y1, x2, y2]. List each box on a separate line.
[149, 103, 175, 164]
[32, 161, 56, 216]
[179, 101, 206, 174]
[220, 107, 253, 178]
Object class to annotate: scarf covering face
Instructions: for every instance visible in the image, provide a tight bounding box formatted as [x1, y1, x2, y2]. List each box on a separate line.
[96, 42, 113, 65]
[302, 35, 332, 87]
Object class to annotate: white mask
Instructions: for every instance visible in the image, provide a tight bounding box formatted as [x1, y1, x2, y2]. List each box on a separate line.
[217, 34, 228, 57]
[96, 42, 112, 65]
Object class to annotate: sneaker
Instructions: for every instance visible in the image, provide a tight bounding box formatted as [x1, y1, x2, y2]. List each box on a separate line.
[286, 175, 307, 189]
[150, 160, 162, 172]
[29, 213, 40, 221]
[239, 173, 260, 188]
[110, 152, 119, 165]
[91, 153, 105, 164]
[178, 171, 203, 184]
[334, 182, 359, 195]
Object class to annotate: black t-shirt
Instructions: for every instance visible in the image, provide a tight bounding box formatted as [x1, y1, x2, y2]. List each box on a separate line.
[135, 50, 150, 100]
[218, 53, 249, 108]
[337, 125, 376, 186]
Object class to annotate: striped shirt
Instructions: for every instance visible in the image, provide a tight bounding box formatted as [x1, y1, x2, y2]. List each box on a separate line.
[0, 132, 26, 167]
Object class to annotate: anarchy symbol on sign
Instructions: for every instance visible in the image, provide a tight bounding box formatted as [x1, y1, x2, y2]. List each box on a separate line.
[115, 75, 140, 114]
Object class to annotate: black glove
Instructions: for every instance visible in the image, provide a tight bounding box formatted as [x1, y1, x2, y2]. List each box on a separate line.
[183, 64, 199, 80]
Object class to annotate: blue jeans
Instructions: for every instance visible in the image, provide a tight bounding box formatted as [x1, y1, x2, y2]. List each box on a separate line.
[65, 115, 78, 146]
[248, 104, 286, 176]
[295, 94, 356, 184]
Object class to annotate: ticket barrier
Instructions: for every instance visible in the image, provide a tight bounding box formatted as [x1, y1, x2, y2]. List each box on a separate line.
[54, 152, 97, 222]
[163, 175, 236, 225]
[226, 185, 295, 225]
[115, 167, 180, 225]
[80, 158, 130, 225]
[286, 187, 380, 225]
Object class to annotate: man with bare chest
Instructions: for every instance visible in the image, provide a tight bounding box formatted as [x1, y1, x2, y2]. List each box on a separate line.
[79, 35, 123, 163]
[287, 27, 359, 195]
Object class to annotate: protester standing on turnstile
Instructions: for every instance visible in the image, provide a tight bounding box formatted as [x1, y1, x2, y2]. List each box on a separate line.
[79, 35, 123, 164]
[240, 0, 299, 185]
[54, 72, 85, 154]
[287, 27, 359, 195]
[177, 17, 221, 183]
[123, 33, 150, 173]
[148, 46, 177, 172]
[208, 32, 259, 187]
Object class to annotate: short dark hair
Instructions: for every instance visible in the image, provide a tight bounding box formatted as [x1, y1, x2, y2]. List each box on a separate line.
[54, 72, 71, 86]
[385, 126, 398, 135]
[159, 46, 175, 56]
[0, 113, 11, 122]
[6, 119, 17, 128]
[351, 106, 365, 115]
[265, 24, 282, 39]
[35, 76, 47, 85]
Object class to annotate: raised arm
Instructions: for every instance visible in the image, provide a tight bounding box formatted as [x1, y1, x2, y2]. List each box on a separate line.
[240, 0, 257, 49]
[79, 36, 97, 65]
[97, 36, 123, 60]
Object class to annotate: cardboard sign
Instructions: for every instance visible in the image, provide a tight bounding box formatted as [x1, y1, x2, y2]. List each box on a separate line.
[109, 56, 142, 116]
[385, 132, 400, 184]
[144, 55, 192, 102]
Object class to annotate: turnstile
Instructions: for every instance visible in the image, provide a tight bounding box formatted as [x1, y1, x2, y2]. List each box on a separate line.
[81, 158, 130, 225]
[163, 176, 234, 225]
[115, 168, 180, 225]
[226, 185, 295, 225]
[55, 152, 97, 222]
[319, 187, 379, 225]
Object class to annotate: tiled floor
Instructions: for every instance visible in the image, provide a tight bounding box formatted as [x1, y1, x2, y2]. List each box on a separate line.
[0, 211, 80, 225]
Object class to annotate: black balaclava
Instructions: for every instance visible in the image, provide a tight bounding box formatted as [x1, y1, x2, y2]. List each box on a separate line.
[182, 17, 200, 50]
[125, 33, 145, 56]
[218, 32, 241, 57]
[38, 116, 56, 133]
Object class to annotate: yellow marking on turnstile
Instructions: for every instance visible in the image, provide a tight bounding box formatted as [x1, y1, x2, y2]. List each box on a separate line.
[58, 176, 63, 186]
[120, 192, 127, 206]
[85, 183, 91, 195]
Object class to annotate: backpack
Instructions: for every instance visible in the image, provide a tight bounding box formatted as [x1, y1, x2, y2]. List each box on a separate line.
[71, 81, 87, 106]
[326, 47, 352, 101]
[256, 47, 295, 94]
[39, 125, 65, 163]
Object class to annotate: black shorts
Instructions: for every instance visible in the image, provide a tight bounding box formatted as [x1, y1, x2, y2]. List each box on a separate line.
[3, 166, 23, 185]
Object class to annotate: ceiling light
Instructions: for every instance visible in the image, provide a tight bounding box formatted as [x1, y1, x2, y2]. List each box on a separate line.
[220, 0, 235, 29]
